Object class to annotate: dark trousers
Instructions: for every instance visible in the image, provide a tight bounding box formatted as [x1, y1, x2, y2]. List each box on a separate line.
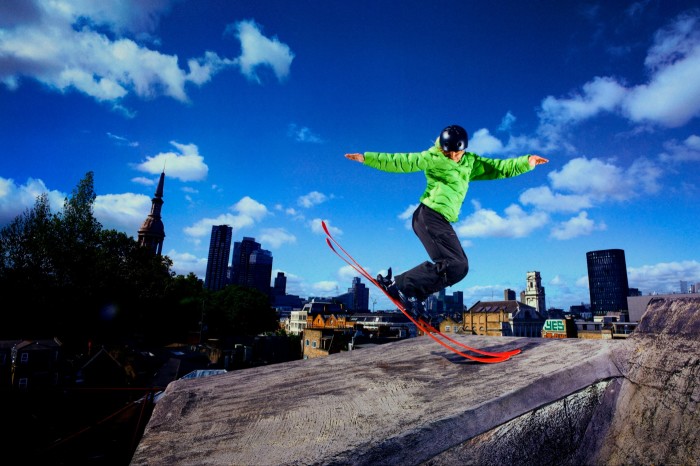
[395, 203, 469, 301]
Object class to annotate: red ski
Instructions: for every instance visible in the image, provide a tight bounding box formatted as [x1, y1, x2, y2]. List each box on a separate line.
[321, 220, 520, 363]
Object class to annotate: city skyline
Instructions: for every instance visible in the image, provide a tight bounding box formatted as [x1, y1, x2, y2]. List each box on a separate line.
[1, 1, 699, 310]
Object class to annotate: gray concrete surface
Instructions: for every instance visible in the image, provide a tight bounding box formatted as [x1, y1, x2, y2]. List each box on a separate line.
[132, 333, 623, 465]
[132, 296, 700, 465]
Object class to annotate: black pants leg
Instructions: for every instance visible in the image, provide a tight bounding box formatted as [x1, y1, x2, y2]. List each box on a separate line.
[395, 203, 469, 301]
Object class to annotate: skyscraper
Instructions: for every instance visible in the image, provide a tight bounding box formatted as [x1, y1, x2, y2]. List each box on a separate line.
[586, 249, 629, 316]
[273, 272, 287, 296]
[137, 171, 166, 255]
[249, 248, 273, 296]
[204, 225, 232, 291]
[231, 237, 273, 296]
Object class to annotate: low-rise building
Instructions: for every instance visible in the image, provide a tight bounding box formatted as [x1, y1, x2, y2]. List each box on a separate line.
[464, 300, 545, 337]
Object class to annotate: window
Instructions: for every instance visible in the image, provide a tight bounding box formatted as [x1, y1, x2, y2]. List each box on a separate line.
[312, 341, 317, 348]
[19, 378, 28, 390]
[20, 353, 29, 364]
[305, 339, 310, 346]
[445, 326, 451, 332]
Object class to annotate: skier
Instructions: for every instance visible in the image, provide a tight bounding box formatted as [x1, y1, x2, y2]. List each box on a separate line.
[345, 124, 548, 322]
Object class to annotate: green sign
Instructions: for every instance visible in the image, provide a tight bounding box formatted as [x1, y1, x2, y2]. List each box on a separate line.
[543, 319, 566, 332]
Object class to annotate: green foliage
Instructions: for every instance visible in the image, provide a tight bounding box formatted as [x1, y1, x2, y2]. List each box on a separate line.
[205, 285, 279, 338]
[0, 171, 282, 348]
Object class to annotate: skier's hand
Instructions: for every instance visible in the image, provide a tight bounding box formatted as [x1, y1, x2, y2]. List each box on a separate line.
[529, 155, 548, 167]
[345, 153, 365, 163]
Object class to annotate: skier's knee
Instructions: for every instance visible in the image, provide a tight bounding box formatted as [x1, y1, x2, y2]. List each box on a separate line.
[445, 260, 468, 286]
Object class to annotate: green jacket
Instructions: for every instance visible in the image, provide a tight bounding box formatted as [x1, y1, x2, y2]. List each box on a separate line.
[364, 142, 533, 223]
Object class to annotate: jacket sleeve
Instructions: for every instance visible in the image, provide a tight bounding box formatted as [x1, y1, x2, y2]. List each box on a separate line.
[469, 154, 533, 181]
[363, 151, 431, 173]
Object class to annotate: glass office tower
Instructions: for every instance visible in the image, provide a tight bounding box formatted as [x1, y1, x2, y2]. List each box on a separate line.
[586, 249, 629, 316]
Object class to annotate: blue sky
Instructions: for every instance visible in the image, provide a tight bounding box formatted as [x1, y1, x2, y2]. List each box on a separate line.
[1, 0, 699, 311]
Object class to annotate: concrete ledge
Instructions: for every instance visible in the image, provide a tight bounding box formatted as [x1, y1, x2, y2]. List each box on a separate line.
[132, 334, 623, 465]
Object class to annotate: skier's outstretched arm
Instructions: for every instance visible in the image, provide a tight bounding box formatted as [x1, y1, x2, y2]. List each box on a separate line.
[528, 155, 549, 167]
[345, 153, 365, 163]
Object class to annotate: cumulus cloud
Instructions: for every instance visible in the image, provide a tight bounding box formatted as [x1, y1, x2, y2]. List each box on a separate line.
[548, 156, 661, 202]
[258, 227, 296, 249]
[226, 19, 295, 83]
[0, 176, 65, 225]
[627, 260, 700, 294]
[468, 128, 505, 155]
[455, 202, 549, 238]
[183, 196, 268, 238]
[310, 218, 340, 236]
[660, 134, 700, 162]
[0, 3, 293, 108]
[549, 211, 606, 240]
[167, 249, 208, 279]
[133, 141, 208, 182]
[94, 192, 151, 233]
[534, 10, 700, 146]
[519, 186, 593, 213]
[298, 191, 329, 208]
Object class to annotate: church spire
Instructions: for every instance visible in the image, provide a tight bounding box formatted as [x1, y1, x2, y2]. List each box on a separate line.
[138, 171, 166, 255]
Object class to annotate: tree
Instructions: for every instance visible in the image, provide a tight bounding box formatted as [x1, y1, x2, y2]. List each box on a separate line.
[205, 285, 279, 338]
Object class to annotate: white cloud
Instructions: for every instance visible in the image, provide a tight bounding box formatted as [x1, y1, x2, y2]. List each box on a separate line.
[455, 202, 549, 238]
[338, 264, 364, 284]
[0, 177, 65, 225]
[623, 12, 700, 127]
[548, 156, 661, 202]
[539, 76, 627, 127]
[298, 191, 328, 208]
[535, 11, 700, 137]
[398, 203, 419, 229]
[660, 134, 700, 162]
[134, 141, 208, 182]
[498, 112, 516, 132]
[627, 260, 700, 294]
[312, 281, 339, 294]
[0, 4, 291, 108]
[288, 124, 323, 143]
[167, 249, 208, 279]
[226, 19, 295, 83]
[94, 192, 151, 233]
[549, 211, 606, 240]
[519, 186, 593, 213]
[183, 196, 268, 238]
[468, 128, 505, 155]
[258, 227, 296, 249]
[310, 218, 341, 236]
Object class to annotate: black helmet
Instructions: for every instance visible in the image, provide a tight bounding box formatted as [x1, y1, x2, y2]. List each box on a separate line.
[439, 125, 468, 152]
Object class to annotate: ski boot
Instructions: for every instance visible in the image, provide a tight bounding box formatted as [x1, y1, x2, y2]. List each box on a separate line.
[376, 268, 413, 312]
[411, 299, 433, 329]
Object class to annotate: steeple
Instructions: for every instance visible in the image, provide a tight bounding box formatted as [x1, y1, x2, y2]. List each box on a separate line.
[138, 171, 166, 255]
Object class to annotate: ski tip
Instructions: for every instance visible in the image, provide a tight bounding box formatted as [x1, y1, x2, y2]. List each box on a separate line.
[321, 220, 330, 236]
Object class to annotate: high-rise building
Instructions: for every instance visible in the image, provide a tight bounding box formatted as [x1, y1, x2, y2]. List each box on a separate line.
[231, 237, 273, 296]
[137, 171, 166, 255]
[586, 249, 629, 316]
[522, 271, 546, 313]
[335, 277, 370, 311]
[273, 272, 287, 296]
[204, 225, 232, 291]
[249, 249, 273, 295]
